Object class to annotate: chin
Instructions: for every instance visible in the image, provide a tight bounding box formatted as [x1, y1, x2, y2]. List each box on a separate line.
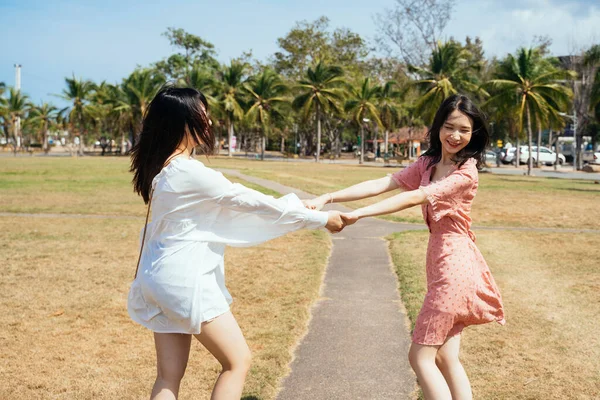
[443, 145, 465, 155]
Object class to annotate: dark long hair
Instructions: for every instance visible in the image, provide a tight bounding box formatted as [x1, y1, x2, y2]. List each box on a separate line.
[130, 86, 215, 203]
[422, 94, 489, 169]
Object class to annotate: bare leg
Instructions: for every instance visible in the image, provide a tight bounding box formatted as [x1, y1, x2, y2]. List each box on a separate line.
[408, 343, 452, 400]
[151, 333, 192, 400]
[194, 311, 252, 400]
[436, 334, 472, 400]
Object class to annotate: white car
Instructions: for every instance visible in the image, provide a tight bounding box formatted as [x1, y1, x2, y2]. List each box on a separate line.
[518, 146, 565, 166]
[485, 150, 498, 165]
[504, 146, 565, 166]
[583, 150, 600, 165]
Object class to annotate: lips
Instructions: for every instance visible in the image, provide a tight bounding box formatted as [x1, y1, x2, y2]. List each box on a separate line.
[446, 140, 461, 148]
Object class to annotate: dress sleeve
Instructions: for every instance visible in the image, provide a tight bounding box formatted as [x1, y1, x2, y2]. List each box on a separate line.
[180, 162, 328, 247]
[390, 157, 426, 191]
[419, 160, 477, 222]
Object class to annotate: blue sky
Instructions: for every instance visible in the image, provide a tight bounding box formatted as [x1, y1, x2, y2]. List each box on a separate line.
[1, 0, 599, 107]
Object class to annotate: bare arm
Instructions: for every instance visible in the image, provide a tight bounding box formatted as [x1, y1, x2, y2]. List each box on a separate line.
[341, 188, 427, 224]
[304, 175, 400, 210]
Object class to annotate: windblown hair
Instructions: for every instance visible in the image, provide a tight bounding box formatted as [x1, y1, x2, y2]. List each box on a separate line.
[130, 85, 215, 203]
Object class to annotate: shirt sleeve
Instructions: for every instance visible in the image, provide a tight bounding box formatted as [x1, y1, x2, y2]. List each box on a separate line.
[390, 157, 426, 191]
[178, 161, 328, 247]
[419, 161, 477, 222]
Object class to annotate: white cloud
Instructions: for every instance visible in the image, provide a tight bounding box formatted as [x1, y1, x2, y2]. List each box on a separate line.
[449, 0, 600, 58]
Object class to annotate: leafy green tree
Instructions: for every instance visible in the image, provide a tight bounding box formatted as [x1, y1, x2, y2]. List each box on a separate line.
[345, 78, 383, 163]
[409, 40, 481, 124]
[58, 75, 95, 155]
[484, 47, 573, 175]
[244, 69, 289, 160]
[29, 102, 58, 153]
[292, 61, 346, 162]
[217, 61, 248, 156]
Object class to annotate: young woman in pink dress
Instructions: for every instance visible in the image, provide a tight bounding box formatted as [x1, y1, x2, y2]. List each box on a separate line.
[305, 94, 505, 399]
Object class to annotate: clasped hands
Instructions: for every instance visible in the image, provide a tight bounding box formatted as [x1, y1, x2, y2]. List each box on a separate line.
[302, 195, 358, 234]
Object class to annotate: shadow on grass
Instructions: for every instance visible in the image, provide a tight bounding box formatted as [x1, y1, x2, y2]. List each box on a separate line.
[242, 396, 262, 400]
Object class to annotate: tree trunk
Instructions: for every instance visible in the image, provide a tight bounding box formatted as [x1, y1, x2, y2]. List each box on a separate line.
[261, 132, 265, 161]
[227, 117, 233, 157]
[316, 104, 321, 162]
[384, 130, 389, 156]
[536, 127, 541, 168]
[359, 123, 365, 164]
[526, 103, 533, 175]
[280, 135, 285, 153]
[575, 128, 582, 170]
[43, 125, 49, 154]
[553, 132, 561, 171]
[515, 136, 520, 169]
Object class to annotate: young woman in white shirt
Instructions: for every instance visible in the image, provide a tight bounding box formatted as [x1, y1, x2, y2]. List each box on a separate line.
[128, 86, 344, 400]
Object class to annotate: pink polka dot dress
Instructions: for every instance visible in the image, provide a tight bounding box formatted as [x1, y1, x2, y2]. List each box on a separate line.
[392, 156, 505, 346]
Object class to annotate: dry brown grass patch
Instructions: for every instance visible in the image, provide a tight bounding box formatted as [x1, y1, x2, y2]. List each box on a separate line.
[389, 230, 600, 399]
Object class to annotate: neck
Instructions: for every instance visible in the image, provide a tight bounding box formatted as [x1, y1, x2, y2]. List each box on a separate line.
[440, 151, 454, 166]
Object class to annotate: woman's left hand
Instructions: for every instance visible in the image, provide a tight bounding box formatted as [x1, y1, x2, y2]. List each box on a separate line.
[302, 196, 327, 211]
[340, 212, 359, 226]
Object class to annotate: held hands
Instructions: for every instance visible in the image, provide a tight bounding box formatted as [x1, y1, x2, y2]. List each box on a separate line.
[325, 211, 345, 233]
[340, 212, 359, 227]
[303, 195, 362, 233]
[323, 211, 361, 233]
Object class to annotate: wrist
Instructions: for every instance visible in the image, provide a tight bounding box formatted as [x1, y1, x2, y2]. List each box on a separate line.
[320, 193, 333, 204]
[350, 210, 362, 219]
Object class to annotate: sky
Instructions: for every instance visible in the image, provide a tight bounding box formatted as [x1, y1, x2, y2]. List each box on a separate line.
[1, 0, 599, 107]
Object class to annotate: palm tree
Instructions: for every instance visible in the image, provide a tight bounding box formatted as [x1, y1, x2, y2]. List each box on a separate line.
[0, 82, 8, 142]
[29, 102, 58, 153]
[377, 80, 405, 156]
[121, 69, 166, 141]
[218, 61, 247, 156]
[484, 47, 574, 175]
[292, 61, 346, 162]
[244, 69, 289, 160]
[6, 88, 30, 154]
[345, 78, 383, 164]
[410, 40, 481, 125]
[586, 45, 600, 123]
[58, 75, 95, 156]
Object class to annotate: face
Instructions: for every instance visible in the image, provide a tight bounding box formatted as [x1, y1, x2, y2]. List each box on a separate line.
[439, 109, 473, 155]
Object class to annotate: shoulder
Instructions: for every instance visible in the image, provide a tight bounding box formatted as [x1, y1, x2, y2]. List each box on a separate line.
[457, 158, 478, 180]
[417, 155, 434, 172]
[168, 158, 231, 193]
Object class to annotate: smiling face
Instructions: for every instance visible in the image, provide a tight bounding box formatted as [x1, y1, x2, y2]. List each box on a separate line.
[439, 109, 473, 156]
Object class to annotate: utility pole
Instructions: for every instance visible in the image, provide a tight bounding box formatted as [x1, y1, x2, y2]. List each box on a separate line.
[14, 64, 22, 149]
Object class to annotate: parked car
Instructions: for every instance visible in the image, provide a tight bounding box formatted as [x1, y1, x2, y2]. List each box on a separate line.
[501, 147, 520, 164]
[515, 146, 565, 165]
[582, 150, 600, 165]
[485, 150, 497, 165]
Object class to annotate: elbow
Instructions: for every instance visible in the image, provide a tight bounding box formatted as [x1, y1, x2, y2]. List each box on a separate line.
[409, 189, 427, 207]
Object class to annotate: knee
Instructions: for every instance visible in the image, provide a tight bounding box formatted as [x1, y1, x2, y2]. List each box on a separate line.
[222, 347, 252, 374]
[435, 350, 459, 372]
[156, 363, 187, 385]
[408, 346, 426, 371]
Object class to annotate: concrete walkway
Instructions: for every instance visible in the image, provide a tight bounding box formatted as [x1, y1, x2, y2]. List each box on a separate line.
[220, 169, 419, 399]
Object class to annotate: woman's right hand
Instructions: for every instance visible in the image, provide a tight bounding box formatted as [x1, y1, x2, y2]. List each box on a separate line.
[325, 210, 345, 233]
